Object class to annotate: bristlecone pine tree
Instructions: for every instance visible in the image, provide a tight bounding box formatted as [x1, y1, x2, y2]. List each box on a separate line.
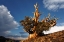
[20, 3, 58, 38]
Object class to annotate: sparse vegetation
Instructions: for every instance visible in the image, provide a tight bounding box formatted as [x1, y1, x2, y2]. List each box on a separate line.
[20, 30, 64, 42]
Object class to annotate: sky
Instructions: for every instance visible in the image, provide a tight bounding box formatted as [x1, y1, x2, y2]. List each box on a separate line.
[0, 0, 64, 40]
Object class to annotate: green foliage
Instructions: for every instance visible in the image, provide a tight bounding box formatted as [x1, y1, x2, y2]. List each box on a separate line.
[20, 16, 34, 33]
[20, 16, 57, 34]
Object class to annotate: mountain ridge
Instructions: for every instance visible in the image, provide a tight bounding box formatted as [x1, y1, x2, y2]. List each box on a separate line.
[0, 36, 20, 42]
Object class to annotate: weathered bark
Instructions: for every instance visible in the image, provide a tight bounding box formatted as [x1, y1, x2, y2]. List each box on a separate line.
[29, 32, 37, 38]
[28, 31, 44, 38]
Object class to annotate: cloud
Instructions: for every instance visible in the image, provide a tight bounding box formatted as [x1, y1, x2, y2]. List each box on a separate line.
[19, 32, 27, 34]
[0, 5, 19, 36]
[7, 34, 21, 37]
[7, 37, 27, 40]
[44, 23, 64, 34]
[43, 0, 64, 11]
[7, 34, 27, 40]
[4, 31, 11, 34]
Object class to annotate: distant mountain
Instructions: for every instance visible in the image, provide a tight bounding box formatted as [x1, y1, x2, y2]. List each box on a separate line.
[20, 30, 64, 42]
[0, 36, 20, 42]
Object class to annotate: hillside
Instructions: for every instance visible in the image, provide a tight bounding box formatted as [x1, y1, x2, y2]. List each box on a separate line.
[20, 30, 64, 42]
[0, 36, 20, 42]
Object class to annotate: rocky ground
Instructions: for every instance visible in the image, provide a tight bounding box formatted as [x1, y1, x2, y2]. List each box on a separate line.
[20, 30, 64, 42]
